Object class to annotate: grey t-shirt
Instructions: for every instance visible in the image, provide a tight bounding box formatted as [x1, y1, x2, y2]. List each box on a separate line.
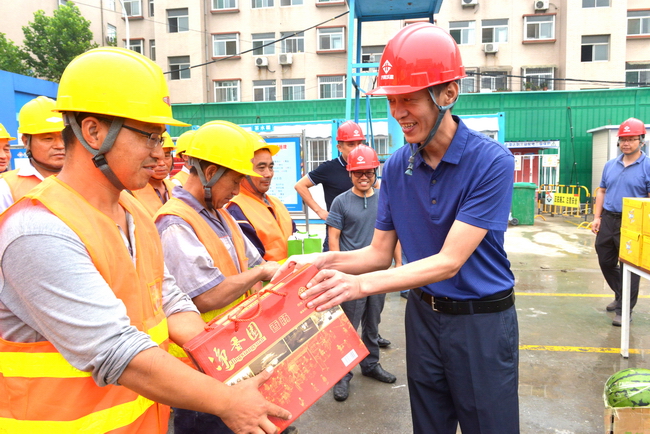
[326, 189, 378, 252]
[0, 204, 198, 387]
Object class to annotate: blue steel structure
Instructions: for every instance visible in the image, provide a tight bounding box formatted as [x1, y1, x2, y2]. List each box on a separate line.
[343, 0, 445, 155]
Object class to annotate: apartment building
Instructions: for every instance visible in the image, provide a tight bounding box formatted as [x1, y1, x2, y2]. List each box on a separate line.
[0, 0, 647, 103]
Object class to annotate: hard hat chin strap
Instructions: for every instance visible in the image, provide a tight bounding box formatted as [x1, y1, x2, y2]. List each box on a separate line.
[24, 135, 63, 174]
[244, 175, 265, 197]
[189, 157, 226, 211]
[66, 113, 126, 191]
[404, 87, 457, 176]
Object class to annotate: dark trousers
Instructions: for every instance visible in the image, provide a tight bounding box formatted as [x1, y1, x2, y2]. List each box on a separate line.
[405, 290, 520, 434]
[172, 408, 234, 434]
[340, 294, 386, 378]
[595, 212, 640, 315]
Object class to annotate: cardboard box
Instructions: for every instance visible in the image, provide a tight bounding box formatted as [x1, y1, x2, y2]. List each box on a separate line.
[620, 229, 642, 266]
[605, 407, 650, 434]
[623, 198, 650, 233]
[183, 264, 368, 433]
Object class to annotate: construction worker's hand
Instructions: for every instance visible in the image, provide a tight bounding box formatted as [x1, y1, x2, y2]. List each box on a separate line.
[299, 268, 361, 312]
[591, 217, 601, 234]
[221, 366, 291, 434]
[270, 253, 327, 284]
[315, 209, 329, 221]
[258, 261, 281, 281]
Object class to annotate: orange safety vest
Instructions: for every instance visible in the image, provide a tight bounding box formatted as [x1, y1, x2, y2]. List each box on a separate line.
[229, 187, 293, 261]
[154, 198, 251, 363]
[0, 177, 170, 433]
[131, 180, 176, 217]
[171, 169, 189, 186]
[1, 168, 41, 202]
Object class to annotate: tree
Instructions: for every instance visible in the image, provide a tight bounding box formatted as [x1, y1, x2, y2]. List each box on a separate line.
[22, 2, 97, 82]
[0, 33, 32, 76]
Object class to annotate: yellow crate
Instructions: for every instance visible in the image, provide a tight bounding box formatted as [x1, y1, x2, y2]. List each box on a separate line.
[622, 197, 648, 233]
[643, 201, 650, 237]
[643, 236, 650, 270]
[620, 229, 642, 266]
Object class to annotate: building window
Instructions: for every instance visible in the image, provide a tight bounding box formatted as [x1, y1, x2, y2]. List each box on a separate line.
[626, 63, 650, 87]
[253, 80, 276, 101]
[305, 139, 330, 173]
[167, 8, 189, 33]
[58, 0, 68, 5]
[169, 56, 190, 80]
[524, 15, 554, 40]
[126, 39, 143, 54]
[281, 0, 303, 5]
[149, 39, 156, 60]
[361, 46, 383, 71]
[480, 72, 508, 91]
[149, 0, 154, 16]
[213, 0, 237, 9]
[523, 67, 554, 90]
[319, 75, 344, 99]
[107, 0, 115, 10]
[318, 27, 344, 51]
[450, 21, 475, 45]
[282, 79, 305, 100]
[106, 24, 117, 46]
[582, 0, 609, 7]
[373, 136, 388, 176]
[628, 11, 650, 36]
[581, 35, 609, 62]
[459, 75, 476, 93]
[482, 19, 508, 43]
[253, 33, 275, 55]
[252, 0, 273, 8]
[281, 32, 304, 53]
[214, 80, 240, 102]
[212, 33, 239, 57]
[123, 0, 142, 16]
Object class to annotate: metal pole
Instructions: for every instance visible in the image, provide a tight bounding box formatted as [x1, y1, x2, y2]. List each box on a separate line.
[117, 0, 130, 50]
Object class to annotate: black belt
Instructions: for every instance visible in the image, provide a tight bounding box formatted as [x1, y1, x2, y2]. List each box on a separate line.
[602, 209, 622, 219]
[412, 287, 515, 315]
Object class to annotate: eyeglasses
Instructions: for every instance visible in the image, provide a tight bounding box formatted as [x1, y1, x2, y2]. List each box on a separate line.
[97, 117, 164, 149]
[618, 137, 640, 143]
[120, 124, 165, 149]
[351, 170, 376, 179]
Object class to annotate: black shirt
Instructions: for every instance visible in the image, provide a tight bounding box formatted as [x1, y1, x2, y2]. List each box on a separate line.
[307, 156, 352, 211]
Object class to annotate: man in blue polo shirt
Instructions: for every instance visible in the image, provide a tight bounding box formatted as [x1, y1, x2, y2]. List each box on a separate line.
[274, 23, 518, 434]
[592, 117, 649, 326]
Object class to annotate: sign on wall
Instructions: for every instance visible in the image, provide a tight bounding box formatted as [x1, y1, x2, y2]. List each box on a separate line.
[264, 137, 302, 212]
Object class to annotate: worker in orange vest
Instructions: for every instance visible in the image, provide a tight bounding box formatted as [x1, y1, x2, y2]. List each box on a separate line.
[228, 131, 296, 262]
[131, 132, 177, 216]
[0, 47, 290, 434]
[171, 129, 194, 186]
[0, 96, 65, 213]
[154, 121, 282, 434]
[0, 122, 14, 173]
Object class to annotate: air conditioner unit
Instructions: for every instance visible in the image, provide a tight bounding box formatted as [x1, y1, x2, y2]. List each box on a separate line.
[278, 53, 293, 65]
[484, 43, 498, 54]
[534, 0, 549, 11]
[461, 0, 478, 6]
[255, 56, 268, 67]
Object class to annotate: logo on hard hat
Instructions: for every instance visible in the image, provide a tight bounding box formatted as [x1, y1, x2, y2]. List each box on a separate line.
[624, 126, 631, 132]
[382, 60, 392, 74]
[163, 96, 171, 106]
[356, 156, 365, 163]
[353, 129, 361, 137]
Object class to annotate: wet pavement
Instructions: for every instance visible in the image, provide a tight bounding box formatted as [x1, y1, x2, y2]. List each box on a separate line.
[288, 216, 650, 434]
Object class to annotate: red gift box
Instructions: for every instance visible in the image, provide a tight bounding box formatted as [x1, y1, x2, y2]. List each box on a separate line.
[183, 264, 369, 432]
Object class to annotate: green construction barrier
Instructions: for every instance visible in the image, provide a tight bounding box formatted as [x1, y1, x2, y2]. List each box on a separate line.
[511, 182, 537, 225]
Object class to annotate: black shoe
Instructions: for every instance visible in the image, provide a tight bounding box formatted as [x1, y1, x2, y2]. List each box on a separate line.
[613, 314, 632, 327]
[333, 376, 350, 401]
[362, 363, 396, 383]
[377, 335, 391, 348]
[606, 300, 619, 312]
[283, 426, 299, 434]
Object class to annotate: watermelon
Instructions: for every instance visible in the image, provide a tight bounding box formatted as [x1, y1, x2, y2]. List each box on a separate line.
[605, 368, 650, 408]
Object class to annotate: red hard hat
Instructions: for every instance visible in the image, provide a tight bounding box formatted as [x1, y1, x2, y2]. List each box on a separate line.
[618, 118, 646, 137]
[346, 145, 380, 171]
[337, 120, 366, 142]
[367, 23, 466, 96]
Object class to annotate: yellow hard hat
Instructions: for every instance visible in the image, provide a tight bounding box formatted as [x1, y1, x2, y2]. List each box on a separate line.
[55, 47, 188, 127]
[162, 131, 175, 149]
[175, 130, 195, 155]
[0, 123, 16, 141]
[18, 96, 64, 135]
[249, 131, 280, 156]
[185, 121, 260, 177]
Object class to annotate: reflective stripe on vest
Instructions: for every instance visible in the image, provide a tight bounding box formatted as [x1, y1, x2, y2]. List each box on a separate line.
[1, 169, 41, 202]
[229, 188, 293, 262]
[0, 177, 170, 433]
